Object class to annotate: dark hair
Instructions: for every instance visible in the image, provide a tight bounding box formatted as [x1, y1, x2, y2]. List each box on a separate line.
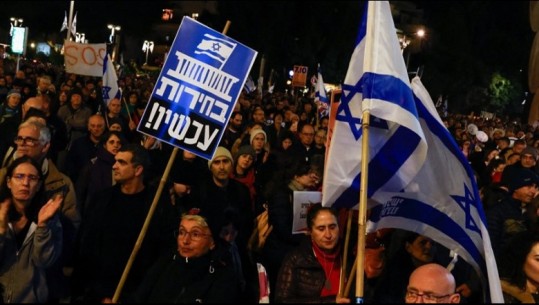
[99, 130, 126, 148]
[119, 143, 151, 174]
[306, 204, 338, 230]
[0, 156, 45, 222]
[499, 230, 539, 290]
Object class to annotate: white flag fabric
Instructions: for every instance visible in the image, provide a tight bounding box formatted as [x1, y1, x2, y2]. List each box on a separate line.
[321, 1, 503, 302]
[60, 11, 67, 32]
[102, 53, 121, 106]
[243, 75, 256, 93]
[314, 65, 329, 118]
[71, 12, 77, 37]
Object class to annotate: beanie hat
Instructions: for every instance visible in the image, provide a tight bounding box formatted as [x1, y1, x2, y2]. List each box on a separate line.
[235, 145, 256, 163]
[208, 146, 233, 169]
[250, 128, 267, 144]
[504, 168, 539, 193]
[521, 147, 538, 160]
[6, 89, 21, 99]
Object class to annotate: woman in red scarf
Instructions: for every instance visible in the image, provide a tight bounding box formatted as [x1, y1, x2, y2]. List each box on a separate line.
[274, 205, 352, 303]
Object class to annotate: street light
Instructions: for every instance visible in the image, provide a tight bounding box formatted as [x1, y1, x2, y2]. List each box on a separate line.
[396, 29, 411, 53]
[397, 28, 426, 70]
[192, 13, 199, 20]
[107, 24, 121, 43]
[9, 17, 23, 36]
[142, 40, 154, 65]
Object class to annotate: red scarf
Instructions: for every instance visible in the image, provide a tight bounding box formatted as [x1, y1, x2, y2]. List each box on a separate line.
[312, 240, 341, 297]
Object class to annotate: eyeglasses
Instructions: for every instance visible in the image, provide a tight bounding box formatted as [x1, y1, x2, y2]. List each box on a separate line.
[11, 173, 40, 184]
[14, 136, 40, 147]
[405, 290, 452, 303]
[175, 229, 211, 241]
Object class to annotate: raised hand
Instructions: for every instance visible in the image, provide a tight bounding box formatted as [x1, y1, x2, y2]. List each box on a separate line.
[37, 194, 63, 227]
[0, 198, 10, 234]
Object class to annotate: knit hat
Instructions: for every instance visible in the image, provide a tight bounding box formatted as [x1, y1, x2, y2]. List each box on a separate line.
[6, 89, 21, 99]
[521, 147, 538, 160]
[208, 146, 233, 169]
[504, 168, 539, 193]
[235, 145, 256, 162]
[250, 128, 267, 144]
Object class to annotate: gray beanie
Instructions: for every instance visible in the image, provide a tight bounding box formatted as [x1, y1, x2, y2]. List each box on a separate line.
[208, 146, 233, 169]
[235, 145, 256, 162]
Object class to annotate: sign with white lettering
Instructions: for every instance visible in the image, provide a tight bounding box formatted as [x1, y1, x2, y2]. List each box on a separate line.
[137, 17, 257, 160]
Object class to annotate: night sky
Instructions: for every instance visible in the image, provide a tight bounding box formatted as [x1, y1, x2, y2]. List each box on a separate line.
[0, 1, 535, 105]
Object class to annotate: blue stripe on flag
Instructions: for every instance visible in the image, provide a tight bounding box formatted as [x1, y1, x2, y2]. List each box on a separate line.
[369, 196, 484, 266]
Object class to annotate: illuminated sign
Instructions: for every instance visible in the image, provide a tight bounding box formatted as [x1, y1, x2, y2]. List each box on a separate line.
[11, 27, 28, 55]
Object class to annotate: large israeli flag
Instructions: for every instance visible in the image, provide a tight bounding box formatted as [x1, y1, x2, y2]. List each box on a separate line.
[369, 76, 502, 302]
[322, 1, 427, 209]
[321, 1, 502, 301]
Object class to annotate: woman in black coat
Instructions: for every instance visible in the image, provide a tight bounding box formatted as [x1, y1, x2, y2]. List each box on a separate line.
[128, 211, 240, 303]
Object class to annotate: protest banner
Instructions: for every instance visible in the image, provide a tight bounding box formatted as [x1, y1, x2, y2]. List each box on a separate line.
[137, 16, 258, 160]
[64, 40, 107, 77]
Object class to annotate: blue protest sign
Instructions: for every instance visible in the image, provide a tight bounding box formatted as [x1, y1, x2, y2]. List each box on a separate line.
[137, 17, 257, 160]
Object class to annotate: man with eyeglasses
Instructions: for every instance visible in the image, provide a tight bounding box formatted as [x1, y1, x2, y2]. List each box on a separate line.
[290, 122, 318, 165]
[0, 119, 80, 302]
[0, 96, 45, 164]
[405, 263, 461, 303]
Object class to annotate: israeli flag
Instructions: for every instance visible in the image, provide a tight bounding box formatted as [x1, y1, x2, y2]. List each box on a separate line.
[102, 53, 121, 106]
[195, 33, 237, 67]
[315, 65, 329, 118]
[320, 1, 503, 301]
[322, 1, 427, 210]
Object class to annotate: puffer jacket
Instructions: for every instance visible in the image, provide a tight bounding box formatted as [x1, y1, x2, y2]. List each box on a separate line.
[275, 237, 353, 303]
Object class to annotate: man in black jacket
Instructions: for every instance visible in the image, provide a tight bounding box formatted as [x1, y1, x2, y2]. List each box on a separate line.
[71, 143, 178, 303]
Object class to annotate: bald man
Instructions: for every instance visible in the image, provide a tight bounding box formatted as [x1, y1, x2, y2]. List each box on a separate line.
[405, 263, 461, 303]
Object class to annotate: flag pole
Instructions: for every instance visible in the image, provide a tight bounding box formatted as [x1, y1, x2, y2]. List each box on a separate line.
[111, 20, 232, 303]
[66, 1, 74, 41]
[355, 110, 370, 303]
[339, 209, 354, 297]
[122, 96, 133, 122]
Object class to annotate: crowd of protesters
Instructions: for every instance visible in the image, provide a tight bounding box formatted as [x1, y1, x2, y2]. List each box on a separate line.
[2, 53, 539, 303]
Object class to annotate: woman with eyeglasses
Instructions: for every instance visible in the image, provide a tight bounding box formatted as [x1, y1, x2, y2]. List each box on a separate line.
[0, 156, 63, 303]
[123, 210, 240, 303]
